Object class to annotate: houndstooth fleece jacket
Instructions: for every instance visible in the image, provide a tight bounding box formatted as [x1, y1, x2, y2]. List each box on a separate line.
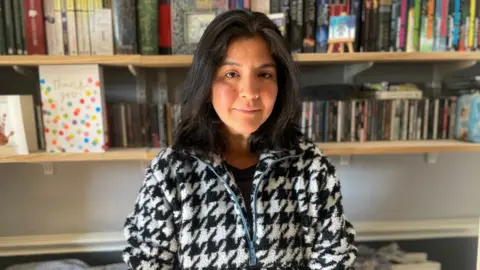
[123, 141, 357, 270]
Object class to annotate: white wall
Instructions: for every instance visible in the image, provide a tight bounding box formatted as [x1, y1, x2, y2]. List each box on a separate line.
[1, 151, 479, 237]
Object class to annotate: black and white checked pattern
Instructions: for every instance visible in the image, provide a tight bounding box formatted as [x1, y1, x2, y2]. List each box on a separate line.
[123, 141, 357, 270]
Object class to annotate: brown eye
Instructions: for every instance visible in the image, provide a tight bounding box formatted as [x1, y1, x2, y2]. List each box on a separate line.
[259, 72, 273, 79]
[225, 72, 239, 78]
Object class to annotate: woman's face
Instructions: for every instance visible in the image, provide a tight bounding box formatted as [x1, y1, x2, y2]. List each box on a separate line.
[211, 36, 278, 138]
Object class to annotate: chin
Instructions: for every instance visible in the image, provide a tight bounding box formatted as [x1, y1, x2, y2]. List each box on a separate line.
[231, 124, 262, 136]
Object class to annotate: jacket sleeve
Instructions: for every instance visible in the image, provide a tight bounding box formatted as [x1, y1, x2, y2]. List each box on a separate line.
[306, 154, 357, 270]
[123, 153, 179, 270]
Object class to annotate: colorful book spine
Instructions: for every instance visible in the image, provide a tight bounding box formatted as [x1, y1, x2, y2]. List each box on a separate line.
[469, 0, 476, 48]
[406, 0, 416, 51]
[138, 0, 158, 55]
[303, 0, 316, 52]
[398, 0, 409, 50]
[420, 0, 435, 51]
[24, 0, 47, 55]
[158, 0, 172, 55]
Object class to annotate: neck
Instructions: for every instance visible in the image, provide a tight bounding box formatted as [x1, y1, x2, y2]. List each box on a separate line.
[223, 132, 258, 169]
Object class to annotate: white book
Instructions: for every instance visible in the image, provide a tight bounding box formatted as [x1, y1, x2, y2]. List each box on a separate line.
[82, 0, 92, 54]
[66, 0, 78, 55]
[0, 95, 38, 155]
[38, 65, 108, 153]
[54, 0, 65, 55]
[433, 99, 439, 140]
[92, 9, 114, 55]
[44, 0, 58, 55]
[75, 0, 86, 54]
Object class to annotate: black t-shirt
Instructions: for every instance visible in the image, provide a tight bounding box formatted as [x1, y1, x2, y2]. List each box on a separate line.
[225, 163, 256, 227]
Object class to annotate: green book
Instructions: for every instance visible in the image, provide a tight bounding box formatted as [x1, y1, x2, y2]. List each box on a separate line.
[413, 0, 422, 51]
[3, 0, 16, 55]
[137, 0, 158, 55]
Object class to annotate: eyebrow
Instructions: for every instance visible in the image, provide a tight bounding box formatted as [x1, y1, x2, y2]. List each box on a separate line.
[221, 60, 276, 69]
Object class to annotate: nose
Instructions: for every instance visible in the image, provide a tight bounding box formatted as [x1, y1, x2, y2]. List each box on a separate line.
[239, 75, 260, 99]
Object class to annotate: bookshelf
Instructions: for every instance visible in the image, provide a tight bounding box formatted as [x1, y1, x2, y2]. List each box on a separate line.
[1, 140, 479, 163]
[0, 52, 480, 67]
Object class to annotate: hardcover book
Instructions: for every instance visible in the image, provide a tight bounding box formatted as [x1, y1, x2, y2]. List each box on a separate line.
[171, 0, 229, 54]
[39, 65, 109, 153]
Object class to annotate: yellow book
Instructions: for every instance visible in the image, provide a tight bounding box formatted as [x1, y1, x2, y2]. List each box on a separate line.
[469, 0, 476, 48]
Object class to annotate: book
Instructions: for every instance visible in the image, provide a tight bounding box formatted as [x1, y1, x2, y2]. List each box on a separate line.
[316, 0, 330, 52]
[38, 65, 109, 153]
[171, 0, 228, 54]
[4, 0, 16, 55]
[24, 0, 47, 55]
[303, 0, 316, 52]
[13, 0, 25, 54]
[92, 8, 114, 55]
[138, 0, 158, 54]
[66, 0, 78, 55]
[158, 0, 172, 55]
[290, 0, 304, 53]
[112, 0, 138, 54]
[0, 95, 38, 155]
[268, 13, 287, 36]
[378, 0, 392, 51]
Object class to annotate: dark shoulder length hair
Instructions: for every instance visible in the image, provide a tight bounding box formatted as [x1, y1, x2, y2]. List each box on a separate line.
[172, 9, 302, 155]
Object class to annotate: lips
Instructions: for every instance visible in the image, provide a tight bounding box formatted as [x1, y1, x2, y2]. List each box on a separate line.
[234, 108, 260, 113]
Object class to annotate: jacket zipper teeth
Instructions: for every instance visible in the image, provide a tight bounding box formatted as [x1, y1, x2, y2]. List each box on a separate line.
[195, 153, 301, 267]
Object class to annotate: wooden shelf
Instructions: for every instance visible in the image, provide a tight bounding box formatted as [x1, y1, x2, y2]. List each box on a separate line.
[318, 140, 480, 155]
[1, 140, 479, 163]
[0, 55, 141, 66]
[0, 148, 150, 163]
[0, 52, 479, 67]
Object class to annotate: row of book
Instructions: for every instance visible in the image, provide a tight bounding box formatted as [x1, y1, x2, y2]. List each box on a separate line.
[105, 103, 180, 149]
[6, 0, 479, 56]
[300, 95, 480, 143]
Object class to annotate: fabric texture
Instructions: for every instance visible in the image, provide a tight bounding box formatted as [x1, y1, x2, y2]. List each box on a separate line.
[225, 162, 256, 228]
[123, 140, 357, 270]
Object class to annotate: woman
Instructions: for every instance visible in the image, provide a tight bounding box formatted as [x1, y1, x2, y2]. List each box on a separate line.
[123, 9, 356, 270]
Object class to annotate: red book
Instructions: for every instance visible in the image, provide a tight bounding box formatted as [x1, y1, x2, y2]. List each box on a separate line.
[158, 0, 172, 55]
[23, 0, 46, 55]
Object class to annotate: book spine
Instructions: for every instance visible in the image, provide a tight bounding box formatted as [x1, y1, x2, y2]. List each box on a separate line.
[75, 0, 85, 54]
[459, 0, 468, 51]
[438, 0, 449, 50]
[303, 0, 316, 52]
[351, 0, 363, 51]
[477, 0, 480, 49]
[253, 0, 270, 13]
[390, 0, 400, 50]
[24, 0, 47, 55]
[19, 0, 27, 54]
[13, 0, 24, 54]
[60, 0, 69, 54]
[81, 0, 90, 54]
[87, 0, 95, 53]
[413, 0, 422, 51]
[4, 0, 16, 55]
[53, 0, 64, 55]
[0, 4, 6, 54]
[290, 0, 304, 53]
[406, 0, 416, 50]
[138, 0, 158, 55]
[112, 0, 138, 54]
[66, 0, 78, 55]
[316, 0, 329, 52]
[378, 0, 393, 51]
[420, 0, 434, 51]
[93, 8, 114, 55]
[371, 0, 380, 51]
[398, 0, 409, 50]
[158, 0, 172, 55]
[362, 0, 373, 51]
[469, 0, 476, 48]
[423, 98, 429, 139]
